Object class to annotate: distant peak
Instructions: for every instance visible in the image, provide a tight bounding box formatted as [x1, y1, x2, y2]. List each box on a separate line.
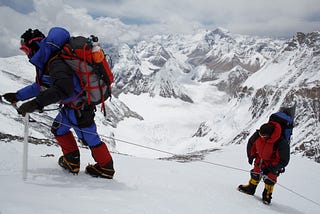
[285, 31, 320, 51]
[206, 27, 231, 40]
[212, 27, 230, 35]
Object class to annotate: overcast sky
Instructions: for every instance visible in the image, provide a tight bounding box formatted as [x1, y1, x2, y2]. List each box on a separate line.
[1, 0, 319, 57]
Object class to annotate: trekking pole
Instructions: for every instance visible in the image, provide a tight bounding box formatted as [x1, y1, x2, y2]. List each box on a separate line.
[22, 113, 29, 180]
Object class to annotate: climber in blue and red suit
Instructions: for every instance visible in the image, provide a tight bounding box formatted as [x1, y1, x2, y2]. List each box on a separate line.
[2, 27, 114, 179]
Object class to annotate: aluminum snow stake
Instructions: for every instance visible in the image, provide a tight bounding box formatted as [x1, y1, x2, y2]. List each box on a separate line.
[22, 113, 29, 180]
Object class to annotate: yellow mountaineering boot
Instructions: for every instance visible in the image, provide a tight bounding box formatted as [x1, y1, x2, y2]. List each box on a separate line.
[262, 179, 275, 205]
[238, 178, 260, 195]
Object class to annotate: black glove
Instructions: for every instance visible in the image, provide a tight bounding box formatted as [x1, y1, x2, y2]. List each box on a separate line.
[17, 99, 43, 116]
[248, 157, 254, 165]
[262, 165, 277, 175]
[3, 93, 18, 104]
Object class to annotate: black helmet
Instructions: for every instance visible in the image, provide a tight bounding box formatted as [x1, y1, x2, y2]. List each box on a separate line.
[20, 28, 45, 58]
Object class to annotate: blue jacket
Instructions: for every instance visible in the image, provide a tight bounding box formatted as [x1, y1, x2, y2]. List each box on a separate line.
[16, 27, 82, 106]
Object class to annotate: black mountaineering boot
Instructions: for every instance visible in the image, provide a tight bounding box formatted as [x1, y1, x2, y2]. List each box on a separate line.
[85, 160, 115, 179]
[58, 150, 80, 174]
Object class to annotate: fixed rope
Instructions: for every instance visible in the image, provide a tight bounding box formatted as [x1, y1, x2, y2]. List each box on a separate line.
[33, 112, 320, 208]
[0, 100, 319, 208]
[27, 112, 320, 207]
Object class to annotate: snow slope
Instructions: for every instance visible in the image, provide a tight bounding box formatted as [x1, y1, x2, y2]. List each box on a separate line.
[0, 141, 319, 214]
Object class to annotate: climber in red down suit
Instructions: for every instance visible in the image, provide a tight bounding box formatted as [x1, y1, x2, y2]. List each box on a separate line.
[238, 121, 290, 204]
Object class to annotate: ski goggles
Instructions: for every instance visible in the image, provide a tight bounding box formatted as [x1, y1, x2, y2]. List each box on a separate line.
[19, 37, 43, 55]
[19, 44, 31, 55]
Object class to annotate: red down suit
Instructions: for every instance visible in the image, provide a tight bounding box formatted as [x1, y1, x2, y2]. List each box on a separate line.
[247, 121, 290, 182]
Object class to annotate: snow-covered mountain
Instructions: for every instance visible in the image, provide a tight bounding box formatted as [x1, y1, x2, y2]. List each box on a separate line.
[109, 29, 320, 162]
[112, 28, 284, 98]
[237, 31, 320, 162]
[0, 28, 319, 163]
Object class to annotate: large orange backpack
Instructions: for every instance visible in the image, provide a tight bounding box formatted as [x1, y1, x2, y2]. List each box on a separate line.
[60, 35, 114, 115]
